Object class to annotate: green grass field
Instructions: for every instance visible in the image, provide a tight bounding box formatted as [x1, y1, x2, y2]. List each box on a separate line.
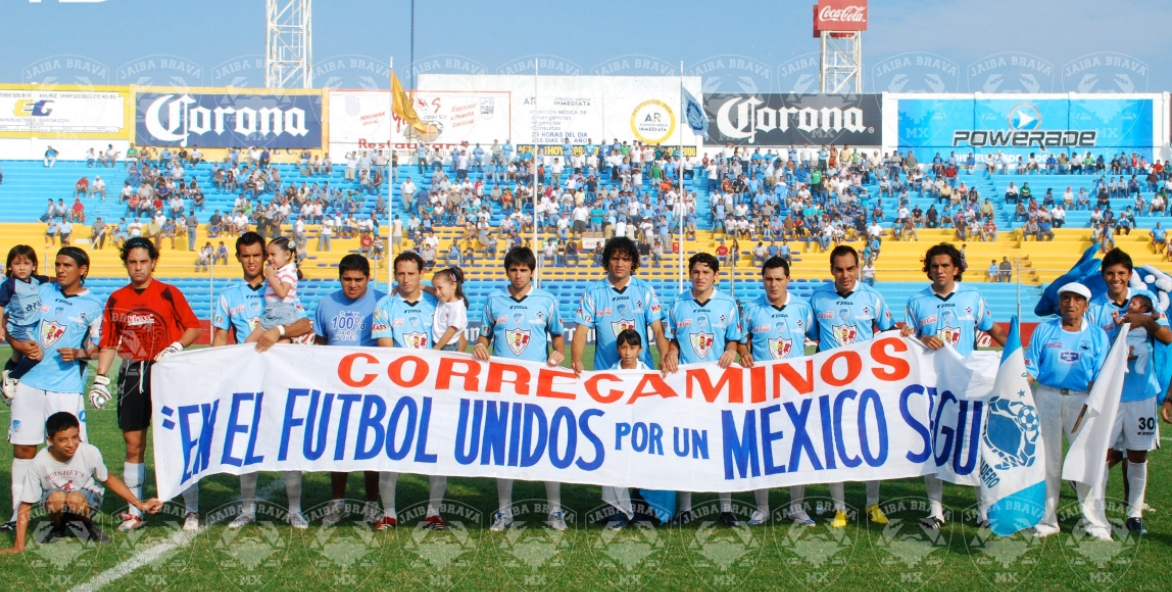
[0, 344, 1169, 591]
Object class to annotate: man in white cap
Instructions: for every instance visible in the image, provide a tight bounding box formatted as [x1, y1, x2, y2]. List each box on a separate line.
[1024, 282, 1111, 540]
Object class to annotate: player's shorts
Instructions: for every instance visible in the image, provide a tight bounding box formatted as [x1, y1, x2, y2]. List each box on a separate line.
[117, 360, 155, 432]
[1111, 398, 1159, 452]
[39, 487, 102, 514]
[9, 383, 88, 445]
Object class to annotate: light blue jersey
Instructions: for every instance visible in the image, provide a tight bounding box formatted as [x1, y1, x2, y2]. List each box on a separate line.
[1121, 319, 1166, 401]
[0, 274, 51, 336]
[1087, 289, 1140, 342]
[807, 283, 895, 351]
[666, 290, 744, 364]
[372, 292, 439, 349]
[21, 284, 102, 394]
[1024, 319, 1109, 391]
[575, 276, 663, 369]
[608, 360, 651, 370]
[742, 293, 813, 361]
[212, 280, 308, 340]
[479, 287, 565, 363]
[313, 288, 386, 347]
[904, 284, 995, 356]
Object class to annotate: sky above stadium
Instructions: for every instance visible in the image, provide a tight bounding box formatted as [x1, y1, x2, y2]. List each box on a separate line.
[2, 0, 1168, 93]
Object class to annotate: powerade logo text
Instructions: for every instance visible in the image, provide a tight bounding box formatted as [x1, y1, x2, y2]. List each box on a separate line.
[952, 102, 1096, 149]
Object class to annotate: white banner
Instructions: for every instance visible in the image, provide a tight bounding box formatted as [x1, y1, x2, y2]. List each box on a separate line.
[328, 89, 511, 153]
[416, 74, 704, 148]
[0, 89, 125, 134]
[151, 336, 999, 501]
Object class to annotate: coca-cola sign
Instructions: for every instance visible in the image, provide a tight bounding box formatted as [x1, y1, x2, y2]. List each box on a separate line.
[814, 0, 868, 32]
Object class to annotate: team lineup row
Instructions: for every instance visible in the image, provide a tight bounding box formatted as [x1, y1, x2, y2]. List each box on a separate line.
[0, 234, 1168, 552]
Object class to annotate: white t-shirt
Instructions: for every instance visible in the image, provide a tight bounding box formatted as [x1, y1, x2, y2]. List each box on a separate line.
[22, 443, 108, 503]
[433, 300, 469, 343]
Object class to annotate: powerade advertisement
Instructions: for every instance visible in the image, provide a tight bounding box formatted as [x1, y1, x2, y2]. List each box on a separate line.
[897, 97, 1154, 160]
[135, 91, 324, 148]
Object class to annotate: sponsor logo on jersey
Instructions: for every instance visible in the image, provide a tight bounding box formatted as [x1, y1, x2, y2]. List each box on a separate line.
[690, 332, 715, 359]
[611, 319, 636, 336]
[403, 332, 429, 349]
[920, 315, 938, 325]
[372, 322, 388, 333]
[40, 321, 67, 348]
[506, 328, 531, 356]
[767, 337, 793, 359]
[832, 324, 858, 346]
[126, 313, 155, 326]
[1059, 351, 1081, 363]
[940, 326, 962, 347]
[818, 311, 835, 319]
[753, 324, 771, 333]
[598, 308, 613, 316]
[391, 319, 405, 327]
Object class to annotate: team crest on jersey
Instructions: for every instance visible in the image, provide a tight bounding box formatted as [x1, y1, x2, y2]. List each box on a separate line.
[404, 332, 429, 349]
[40, 321, 66, 348]
[611, 319, 636, 336]
[506, 328, 532, 356]
[690, 332, 715, 358]
[832, 324, 858, 346]
[248, 316, 261, 332]
[767, 337, 794, 359]
[939, 326, 962, 347]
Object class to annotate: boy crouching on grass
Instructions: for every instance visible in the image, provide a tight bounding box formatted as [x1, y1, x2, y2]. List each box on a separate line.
[1, 412, 162, 553]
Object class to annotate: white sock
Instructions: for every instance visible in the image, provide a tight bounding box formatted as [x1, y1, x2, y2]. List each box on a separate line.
[240, 473, 258, 516]
[378, 472, 397, 519]
[427, 476, 447, 517]
[11, 458, 31, 520]
[545, 481, 561, 515]
[924, 474, 944, 517]
[679, 492, 693, 513]
[754, 489, 770, 515]
[1127, 462, 1147, 519]
[789, 485, 805, 514]
[866, 480, 880, 507]
[284, 471, 302, 516]
[829, 482, 845, 511]
[124, 463, 145, 518]
[974, 486, 988, 521]
[718, 492, 733, 513]
[182, 485, 199, 514]
[497, 478, 514, 516]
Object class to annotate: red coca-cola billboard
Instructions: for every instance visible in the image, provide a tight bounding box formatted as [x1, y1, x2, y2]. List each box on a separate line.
[813, 0, 868, 35]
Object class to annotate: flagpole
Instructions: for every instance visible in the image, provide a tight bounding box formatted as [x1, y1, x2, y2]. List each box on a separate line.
[678, 61, 685, 294]
[387, 56, 395, 293]
[532, 60, 540, 289]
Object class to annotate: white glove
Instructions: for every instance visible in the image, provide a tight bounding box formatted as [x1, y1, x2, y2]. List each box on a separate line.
[154, 341, 184, 362]
[89, 375, 112, 410]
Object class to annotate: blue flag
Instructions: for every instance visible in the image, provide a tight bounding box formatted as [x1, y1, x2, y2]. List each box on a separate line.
[1034, 246, 1103, 317]
[681, 86, 709, 140]
[980, 317, 1047, 536]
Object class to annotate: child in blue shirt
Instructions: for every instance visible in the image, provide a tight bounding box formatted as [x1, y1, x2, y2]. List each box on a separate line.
[0, 246, 52, 401]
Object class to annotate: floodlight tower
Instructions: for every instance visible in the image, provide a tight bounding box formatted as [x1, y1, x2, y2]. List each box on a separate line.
[814, 1, 867, 93]
[265, 0, 313, 88]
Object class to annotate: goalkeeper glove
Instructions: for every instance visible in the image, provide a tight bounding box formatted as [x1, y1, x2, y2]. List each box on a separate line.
[154, 341, 184, 362]
[89, 375, 112, 410]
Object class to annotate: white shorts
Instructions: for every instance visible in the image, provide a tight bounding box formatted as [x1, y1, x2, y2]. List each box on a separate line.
[1111, 399, 1159, 452]
[9, 383, 88, 446]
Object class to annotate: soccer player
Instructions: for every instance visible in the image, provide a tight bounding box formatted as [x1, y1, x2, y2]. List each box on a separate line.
[211, 232, 315, 530]
[662, 252, 744, 527]
[905, 243, 1008, 530]
[371, 252, 451, 530]
[311, 254, 386, 527]
[737, 256, 816, 527]
[571, 237, 670, 522]
[1, 412, 162, 553]
[1025, 282, 1111, 540]
[1086, 249, 1171, 534]
[91, 237, 202, 531]
[2, 248, 102, 532]
[473, 247, 569, 532]
[807, 245, 906, 528]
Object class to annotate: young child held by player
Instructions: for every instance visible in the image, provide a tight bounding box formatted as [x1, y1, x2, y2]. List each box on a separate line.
[247, 237, 300, 343]
[0, 245, 51, 400]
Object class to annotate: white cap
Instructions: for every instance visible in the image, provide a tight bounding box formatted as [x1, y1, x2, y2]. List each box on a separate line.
[1057, 282, 1092, 300]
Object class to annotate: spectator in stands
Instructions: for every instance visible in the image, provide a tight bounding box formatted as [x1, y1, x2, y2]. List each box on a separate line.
[44, 217, 58, 247]
[215, 241, 229, 266]
[988, 260, 1000, 282]
[184, 211, 199, 252]
[753, 242, 768, 266]
[195, 242, 213, 272]
[69, 198, 85, 223]
[59, 218, 73, 247]
[91, 175, 106, 201]
[1005, 182, 1019, 204]
[1150, 223, 1166, 255]
[981, 217, 997, 242]
[861, 258, 877, 287]
[999, 257, 1013, 282]
[1037, 217, 1055, 241]
[43, 145, 57, 168]
[91, 217, 108, 250]
[87, 147, 98, 166]
[74, 176, 89, 199]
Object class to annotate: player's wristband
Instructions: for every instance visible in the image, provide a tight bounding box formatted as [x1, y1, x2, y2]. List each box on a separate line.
[277, 325, 286, 337]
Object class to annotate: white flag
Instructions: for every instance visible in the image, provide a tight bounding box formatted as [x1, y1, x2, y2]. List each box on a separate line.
[681, 85, 709, 140]
[1062, 323, 1130, 488]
